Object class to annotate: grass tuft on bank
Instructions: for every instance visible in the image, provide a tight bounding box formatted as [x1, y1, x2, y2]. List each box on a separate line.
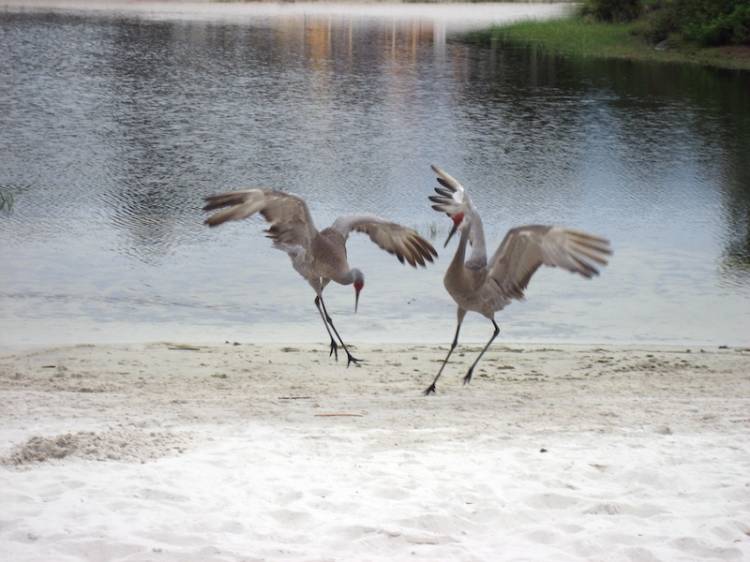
[469, 18, 750, 71]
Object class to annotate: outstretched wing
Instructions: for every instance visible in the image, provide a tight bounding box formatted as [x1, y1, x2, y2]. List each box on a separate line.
[203, 189, 317, 249]
[428, 164, 471, 217]
[428, 164, 487, 268]
[331, 214, 438, 267]
[488, 225, 612, 299]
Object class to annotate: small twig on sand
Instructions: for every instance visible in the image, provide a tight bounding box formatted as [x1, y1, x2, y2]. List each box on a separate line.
[314, 413, 365, 417]
[167, 345, 202, 351]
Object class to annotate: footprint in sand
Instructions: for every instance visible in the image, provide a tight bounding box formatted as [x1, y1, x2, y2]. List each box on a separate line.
[372, 486, 410, 500]
[524, 492, 580, 510]
[269, 509, 312, 525]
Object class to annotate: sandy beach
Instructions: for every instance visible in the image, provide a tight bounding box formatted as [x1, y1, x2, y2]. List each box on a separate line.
[1, 342, 748, 561]
[2, 0, 750, 559]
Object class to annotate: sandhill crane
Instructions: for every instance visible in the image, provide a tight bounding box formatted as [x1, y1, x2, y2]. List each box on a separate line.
[203, 188, 437, 366]
[424, 165, 612, 394]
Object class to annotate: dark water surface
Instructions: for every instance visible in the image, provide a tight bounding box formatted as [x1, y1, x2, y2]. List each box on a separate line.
[1, 4, 749, 347]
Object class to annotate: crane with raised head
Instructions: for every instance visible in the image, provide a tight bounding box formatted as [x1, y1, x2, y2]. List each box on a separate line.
[424, 165, 612, 394]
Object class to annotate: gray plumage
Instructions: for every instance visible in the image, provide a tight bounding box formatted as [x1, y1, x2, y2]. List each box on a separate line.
[203, 188, 437, 365]
[425, 165, 612, 394]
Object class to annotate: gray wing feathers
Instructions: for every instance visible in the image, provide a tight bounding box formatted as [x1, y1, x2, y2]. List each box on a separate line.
[332, 214, 438, 268]
[428, 164, 466, 214]
[431, 164, 464, 194]
[489, 226, 612, 299]
[203, 189, 317, 248]
[202, 190, 267, 225]
[429, 164, 487, 266]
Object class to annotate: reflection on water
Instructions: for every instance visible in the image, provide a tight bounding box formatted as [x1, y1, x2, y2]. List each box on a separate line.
[1, 5, 749, 347]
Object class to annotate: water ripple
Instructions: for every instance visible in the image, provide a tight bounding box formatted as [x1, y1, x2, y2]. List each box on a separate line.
[1, 8, 749, 346]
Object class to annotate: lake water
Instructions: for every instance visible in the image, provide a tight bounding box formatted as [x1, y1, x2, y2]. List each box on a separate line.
[1, 2, 749, 348]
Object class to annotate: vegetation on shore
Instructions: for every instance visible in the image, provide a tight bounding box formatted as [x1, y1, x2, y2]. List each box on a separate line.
[469, 0, 750, 71]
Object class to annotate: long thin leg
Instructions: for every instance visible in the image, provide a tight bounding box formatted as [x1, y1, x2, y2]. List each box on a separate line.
[463, 318, 499, 385]
[424, 308, 466, 395]
[314, 296, 338, 361]
[318, 295, 361, 367]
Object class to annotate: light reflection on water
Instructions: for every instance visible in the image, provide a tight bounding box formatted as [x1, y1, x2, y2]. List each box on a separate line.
[1, 4, 749, 348]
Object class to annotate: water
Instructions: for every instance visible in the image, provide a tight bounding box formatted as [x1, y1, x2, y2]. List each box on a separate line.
[1, 2, 749, 348]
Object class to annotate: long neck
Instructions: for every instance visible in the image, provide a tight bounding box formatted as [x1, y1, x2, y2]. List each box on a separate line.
[335, 268, 357, 286]
[468, 213, 487, 258]
[450, 225, 471, 270]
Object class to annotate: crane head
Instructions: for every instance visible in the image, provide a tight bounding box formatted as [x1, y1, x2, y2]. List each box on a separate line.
[444, 212, 465, 247]
[352, 269, 364, 313]
[428, 164, 469, 248]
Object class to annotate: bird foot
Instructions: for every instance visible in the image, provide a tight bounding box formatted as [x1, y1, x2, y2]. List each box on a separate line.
[329, 339, 338, 361]
[463, 368, 474, 385]
[423, 383, 437, 396]
[345, 352, 362, 367]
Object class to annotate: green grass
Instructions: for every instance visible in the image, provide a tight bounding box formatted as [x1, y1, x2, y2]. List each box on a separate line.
[469, 18, 750, 71]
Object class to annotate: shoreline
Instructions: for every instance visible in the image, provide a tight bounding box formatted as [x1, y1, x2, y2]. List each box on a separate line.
[471, 17, 750, 71]
[3, 338, 746, 356]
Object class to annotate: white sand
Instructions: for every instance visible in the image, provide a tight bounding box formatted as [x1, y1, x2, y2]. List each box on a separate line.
[1, 342, 749, 561]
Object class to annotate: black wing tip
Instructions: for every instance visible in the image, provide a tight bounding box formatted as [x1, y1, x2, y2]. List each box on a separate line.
[202, 192, 241, 212]
[436, 177, 457, 192]
[411, 235, 439, 263]
[571, 255, 599, 278]
[423, 241, 438, 259]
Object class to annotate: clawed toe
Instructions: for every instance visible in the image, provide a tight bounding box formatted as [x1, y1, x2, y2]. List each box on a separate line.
[423, 383, 437, 396]
[346, 353, 362, 367]
[329, 340, 338, 361]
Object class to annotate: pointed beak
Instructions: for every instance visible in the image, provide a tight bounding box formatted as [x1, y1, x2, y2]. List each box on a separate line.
[444, 223, 458, 248]
[354, 290, 360, 313]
